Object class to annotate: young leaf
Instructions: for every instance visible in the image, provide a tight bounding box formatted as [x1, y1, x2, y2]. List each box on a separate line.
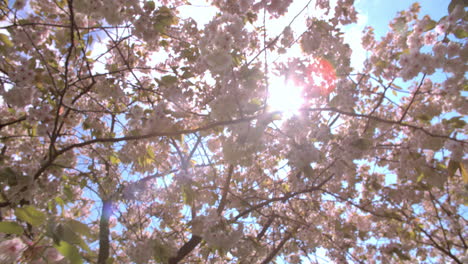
[160, 75, 178, 86]
[54, 241, 83, 264]
[109, 154, 120, 165]
[56, 223, 91, 252]
[15, 205, 46, 227]
[0, 221, 24, 235]
[65, 219, 93, 238]
[460, 163, 468, 184]
[453, 27, 468, 39]
[0, 33, 13, 48]
[423, 19, 437, 31]
[447, 160, 460, 177]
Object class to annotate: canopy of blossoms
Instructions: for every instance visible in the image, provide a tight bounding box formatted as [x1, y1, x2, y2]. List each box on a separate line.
[0, 0, 466, 263]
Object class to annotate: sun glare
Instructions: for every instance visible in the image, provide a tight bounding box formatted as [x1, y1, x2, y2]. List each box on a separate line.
[267, 76, 304, 117]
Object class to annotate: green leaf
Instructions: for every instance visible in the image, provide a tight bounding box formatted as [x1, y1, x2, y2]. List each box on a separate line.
[181, 48, 198, 61]
[56, 223, 91, 252]
[1, 0, 9, 9]
[154, 23, 167, 34]
[158, 6, 172, 16]
[392, 248, 411, 260]
[453, 28, 468, 39]
[15, 205, 46, 227]
[28, 126, 37, 137]
[17, 19, 29, 25]
[55, 196, 65, 212]
[0, 33, 13, 48]
[0, 167, 18, 186]
[0, 221, 24, 235]
[173, 134, 184, 142]
[65, 219, 93, 238]
[80, 179, 87, 189]
[109, 154, 120, 165]
[446, 116, 466, 129]
[54, 241, 83, 264]
[246, 11, 257, 23]
[181, 70, 194, 79]
[182, 185, 195, 205]
[146, 146, 155, 159]
[350, 138, 372, 151]
[417, 173, 425, 183]
[160, 75, 178, 86]
[447, 160, 460, 177]
[56, 0, 66, 8]
[415, 114, 431, 122]
[463, 83, 468, 91]
[146, 0, 155, 11]
[460, 163, 468, 184]
[110, 64, 118, 72]
[423, 19, 437, 32]
[375, 60, 387, 68]
[160, 40, 169, 47]
[64, 186, 74, 201]
[437, 163, 447, 170]
[232, 53, 243, 66]
[250, 98, 262, 106]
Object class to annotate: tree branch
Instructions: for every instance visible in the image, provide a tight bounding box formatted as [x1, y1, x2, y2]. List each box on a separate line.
[305, 107, 466, 143]
[168, 235, 202, 264]
[0, 115, 26, 131]
[217, 164, 234, 215]
[261, 229, 295, 264]
[97, 200, 112, 264]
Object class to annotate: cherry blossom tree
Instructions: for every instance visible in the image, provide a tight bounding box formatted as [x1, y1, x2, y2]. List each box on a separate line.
[0, 0, 466, 263]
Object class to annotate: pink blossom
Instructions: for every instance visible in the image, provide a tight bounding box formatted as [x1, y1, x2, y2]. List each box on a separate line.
[43, 247, 64, 262]
[435, 23, 449, 34]
[424, 32, 437, 45]
[0, 238, 26, 263]
[432, 42, 447, 58]
[447, 42, 460, 57]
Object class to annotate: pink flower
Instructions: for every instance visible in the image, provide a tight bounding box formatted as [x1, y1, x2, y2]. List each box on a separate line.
[0, 238, 26, 263]
[447, 42, 460, 57]
[424, 32, 437, 45]
[432, 42, 446, 58]
[42, 247, 64, 262]
[435, 23, 449, 35]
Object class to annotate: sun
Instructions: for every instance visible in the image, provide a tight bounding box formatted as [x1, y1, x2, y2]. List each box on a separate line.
[267, 57, 337, 118]
[267, 76, 304, 117]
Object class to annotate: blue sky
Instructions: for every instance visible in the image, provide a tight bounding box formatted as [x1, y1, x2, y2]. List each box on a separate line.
[3, 0, 457, 263]
[357, 0, 449, 38]
[344, 0, 451, 70]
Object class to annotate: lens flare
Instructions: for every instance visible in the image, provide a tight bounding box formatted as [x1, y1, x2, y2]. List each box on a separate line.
[305, 57, 337, 97]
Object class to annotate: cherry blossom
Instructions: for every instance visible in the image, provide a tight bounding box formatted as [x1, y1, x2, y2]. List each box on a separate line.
[0, 0, 466, 263]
